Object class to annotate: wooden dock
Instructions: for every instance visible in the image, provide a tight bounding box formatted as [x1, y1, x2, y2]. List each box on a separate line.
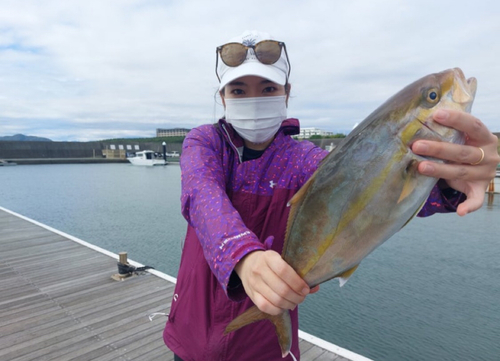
[0, 207, 371, 361]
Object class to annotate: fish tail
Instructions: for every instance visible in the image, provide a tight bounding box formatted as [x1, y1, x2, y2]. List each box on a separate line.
[225, 305, 292, 358]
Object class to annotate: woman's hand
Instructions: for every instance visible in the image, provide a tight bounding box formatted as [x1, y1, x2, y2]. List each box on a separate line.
[235, 250, 311, 315]
[412, 109, 500, 216]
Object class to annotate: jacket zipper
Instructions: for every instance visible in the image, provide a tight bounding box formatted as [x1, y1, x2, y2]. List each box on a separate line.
[221, 123, 243, 164]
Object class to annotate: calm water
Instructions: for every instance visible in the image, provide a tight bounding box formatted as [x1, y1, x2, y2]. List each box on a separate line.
[0, 163, 499, 361]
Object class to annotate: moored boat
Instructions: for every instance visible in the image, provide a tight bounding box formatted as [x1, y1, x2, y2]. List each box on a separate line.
[165, 151, 179, 157]
[0, 160, 17, 166]
[127, 150, 167, 166]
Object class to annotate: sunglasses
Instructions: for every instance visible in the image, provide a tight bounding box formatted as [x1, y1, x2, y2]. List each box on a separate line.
[215, 40, 291, 82]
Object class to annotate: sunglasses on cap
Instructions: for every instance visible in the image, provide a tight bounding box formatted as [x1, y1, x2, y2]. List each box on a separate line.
[215, 40, 291, 82]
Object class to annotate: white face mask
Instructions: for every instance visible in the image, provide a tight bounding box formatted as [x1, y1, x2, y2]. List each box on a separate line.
[224, 95, 287, 144]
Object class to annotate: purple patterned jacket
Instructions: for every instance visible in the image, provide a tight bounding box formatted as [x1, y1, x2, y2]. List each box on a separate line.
[163, 118, 464, 361]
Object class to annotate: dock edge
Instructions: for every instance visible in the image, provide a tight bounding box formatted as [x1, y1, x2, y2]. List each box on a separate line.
[0, 205, 374, 361]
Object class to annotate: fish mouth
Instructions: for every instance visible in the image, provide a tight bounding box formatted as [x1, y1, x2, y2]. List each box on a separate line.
[467, 76, 477, 93]
[452, 68, 477, 110]
[464, 76, 477, 112]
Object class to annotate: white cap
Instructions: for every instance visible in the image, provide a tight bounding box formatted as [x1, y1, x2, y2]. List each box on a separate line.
[217, 30, 290, 90]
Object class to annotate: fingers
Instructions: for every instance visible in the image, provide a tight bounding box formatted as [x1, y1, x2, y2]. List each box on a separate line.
[252, 263, 302, 313]
[235, 250, 310, 315]
[432, 109, 495, 146]
[309, 285, 320, 294]
[411, 109, 500, 217]
[456, 188, 485, 216]
[415, 150, 491, 217]
[413, 141, 489, 169]
[413, 141, 498, 183]
[266, 251, 310, 298]
[416, 158, 492, 183]
[412, 109, 500, 183]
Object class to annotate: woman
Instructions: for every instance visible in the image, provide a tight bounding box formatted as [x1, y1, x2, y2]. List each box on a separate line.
[163, 30, 500, 361]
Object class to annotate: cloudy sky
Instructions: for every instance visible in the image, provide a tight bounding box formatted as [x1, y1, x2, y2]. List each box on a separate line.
[1, 0, 499, 141]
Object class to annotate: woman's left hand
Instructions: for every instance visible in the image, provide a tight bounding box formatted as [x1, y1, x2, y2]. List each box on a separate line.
[412, 109, 500, 216]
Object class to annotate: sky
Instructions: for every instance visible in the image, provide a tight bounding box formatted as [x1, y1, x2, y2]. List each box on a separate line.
[1, 0, 499, 141]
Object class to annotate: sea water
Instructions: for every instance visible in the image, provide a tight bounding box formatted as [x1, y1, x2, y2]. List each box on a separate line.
[0, 163, 498, 361]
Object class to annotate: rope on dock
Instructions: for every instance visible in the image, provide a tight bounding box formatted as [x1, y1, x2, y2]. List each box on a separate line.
[117, 262, 154, 275]
[111, 252, 155, 280]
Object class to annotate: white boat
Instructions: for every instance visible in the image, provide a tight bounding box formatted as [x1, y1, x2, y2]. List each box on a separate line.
[0, 160, 17, 166]
[165, 151, 179, 157]
[127, 150, 167, 166]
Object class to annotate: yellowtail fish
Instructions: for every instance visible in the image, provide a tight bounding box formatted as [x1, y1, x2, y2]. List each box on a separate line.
[225, 68, 477, 357]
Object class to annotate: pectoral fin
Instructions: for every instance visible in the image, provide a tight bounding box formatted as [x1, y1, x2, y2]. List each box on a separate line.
[398, 160, 419, 204]
[400, 199, 427, 229]
[338, 265, 359, 287]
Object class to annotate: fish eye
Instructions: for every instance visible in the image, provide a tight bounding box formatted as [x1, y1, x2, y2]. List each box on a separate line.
[425, 88, 440, 103]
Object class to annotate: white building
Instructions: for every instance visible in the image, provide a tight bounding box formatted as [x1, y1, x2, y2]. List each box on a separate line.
[156, 128, 190, 137]
[297, 127, 334, 139]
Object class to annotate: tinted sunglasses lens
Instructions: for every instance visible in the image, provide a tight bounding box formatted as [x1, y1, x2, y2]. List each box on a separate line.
[254, 41, 282, 64]
[220, 43, 247, 67]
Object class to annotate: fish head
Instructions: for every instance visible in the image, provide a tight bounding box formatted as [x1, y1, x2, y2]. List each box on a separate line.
[407, 68, 477, 144]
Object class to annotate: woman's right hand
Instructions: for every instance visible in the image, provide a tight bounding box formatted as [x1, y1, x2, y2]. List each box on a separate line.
[235, 250, 312, 315]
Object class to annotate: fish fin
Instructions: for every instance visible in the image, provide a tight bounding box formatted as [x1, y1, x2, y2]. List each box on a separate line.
[272, 310, 293, 358]
[285, 174, 316, 243]
[287, 173, 315, 208]
[397, 160, 419, 204]
[225, 305, 292, 358]
[337, 265, 359, 287]
[224, 305, 268, 334]
[400, 199, 427, 229]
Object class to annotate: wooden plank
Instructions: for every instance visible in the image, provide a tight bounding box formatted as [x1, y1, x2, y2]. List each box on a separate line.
[0, 305, 76, 339]
[117, 339, 170, 361]
[1, 242, 81, 264]
[0, 208, 356, 361]
[141, 346, 176, 361]
[314, 352, 343, 360]
[0, 233, 67, 251]
[299, 338, 315, 353]
[302, 345, 330, 360]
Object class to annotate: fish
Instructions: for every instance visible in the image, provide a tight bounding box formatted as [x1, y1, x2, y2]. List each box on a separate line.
[225, 68, 477, 357]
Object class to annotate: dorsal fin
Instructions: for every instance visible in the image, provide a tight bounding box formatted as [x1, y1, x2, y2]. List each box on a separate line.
[284, 173, 316, 245]
[287, 172, 315, 207]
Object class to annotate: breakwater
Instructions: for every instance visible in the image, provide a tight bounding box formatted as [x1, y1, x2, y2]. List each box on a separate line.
[0, 140, 182, 164]
[0, 138, 340, 164]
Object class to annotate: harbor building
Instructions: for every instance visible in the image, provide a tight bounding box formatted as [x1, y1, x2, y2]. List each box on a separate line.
[156, 128, 191, 137]
[297, 127, 334, 139]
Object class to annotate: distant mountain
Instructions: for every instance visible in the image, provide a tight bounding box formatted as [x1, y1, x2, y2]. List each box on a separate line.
[0, 134, 52, 142]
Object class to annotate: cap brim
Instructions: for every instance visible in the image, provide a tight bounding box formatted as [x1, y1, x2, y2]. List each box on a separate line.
[219, 61, 287, 90]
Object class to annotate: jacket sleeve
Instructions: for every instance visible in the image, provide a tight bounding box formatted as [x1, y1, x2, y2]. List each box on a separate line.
[180, 125, 266, 301]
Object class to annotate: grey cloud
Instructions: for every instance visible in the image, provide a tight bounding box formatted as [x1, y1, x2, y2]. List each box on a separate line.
[1, 0, 499, 141]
